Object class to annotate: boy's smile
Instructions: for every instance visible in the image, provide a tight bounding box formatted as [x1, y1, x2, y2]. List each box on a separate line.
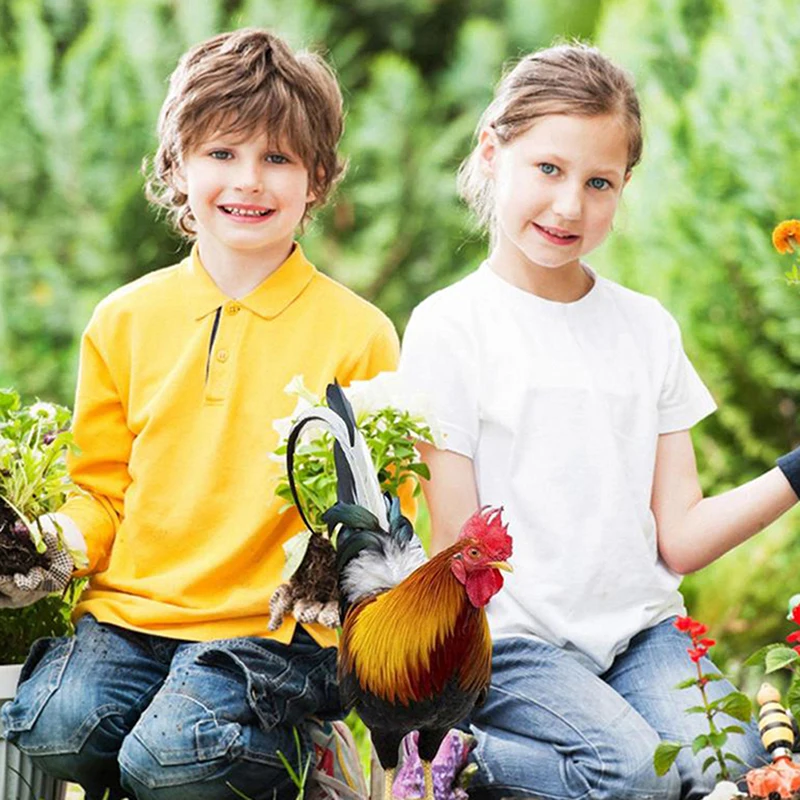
[176, 131, 314, 296]
[219, 203, 275, 220]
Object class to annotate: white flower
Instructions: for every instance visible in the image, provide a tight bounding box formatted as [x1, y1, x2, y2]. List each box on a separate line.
[701, 781, 744, 800]
[344, 371, 445, 447]
[283, 375, 320, 405]
[272, 396, 326, 451]
[27, 401, 57, 423]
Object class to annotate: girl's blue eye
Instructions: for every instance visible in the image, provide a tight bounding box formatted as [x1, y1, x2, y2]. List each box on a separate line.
[209, 150, 231, 160]
[589, 177, 610, 190]
[539, 163, 558, 175]
[266, 154, 289, 164]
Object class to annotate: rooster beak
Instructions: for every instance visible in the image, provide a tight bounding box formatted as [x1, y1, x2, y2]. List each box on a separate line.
[488, 560, 513, 572]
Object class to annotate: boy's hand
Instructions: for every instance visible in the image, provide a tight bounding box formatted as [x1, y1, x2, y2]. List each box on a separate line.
[0, 522, 76, 609]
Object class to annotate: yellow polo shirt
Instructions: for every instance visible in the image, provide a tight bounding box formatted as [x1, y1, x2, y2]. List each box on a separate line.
[61, 243, 398, 646]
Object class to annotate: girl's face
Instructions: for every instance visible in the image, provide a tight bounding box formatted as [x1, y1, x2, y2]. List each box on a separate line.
[480, 113, 631, 282]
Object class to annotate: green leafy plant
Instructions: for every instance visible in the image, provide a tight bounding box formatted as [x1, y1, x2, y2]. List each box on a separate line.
[273, 375, 439, 533]
[0, 387, 85, 664]
[654, 616, 752, 782]
[745, 595, 800, 721]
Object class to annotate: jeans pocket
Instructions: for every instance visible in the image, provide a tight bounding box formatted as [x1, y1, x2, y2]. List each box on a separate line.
[1, 636, 75, 735]
[195, 646, 282, 732]
[283, 646, 342, 724]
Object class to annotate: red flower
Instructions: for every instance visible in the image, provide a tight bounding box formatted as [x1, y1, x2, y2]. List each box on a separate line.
[696, 638, 716, 649]
[792, 604, 800, 625]
[674, 616, 709, 641]
[786, 631, 800, 644]
[688, 643, 712, 663]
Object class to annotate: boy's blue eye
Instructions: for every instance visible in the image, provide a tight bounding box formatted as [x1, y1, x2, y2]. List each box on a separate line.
[209, 150, 232, 160]
[266, 154, 289, 164]
[539, 163, 558, 175]
[589, 177, 611, 190]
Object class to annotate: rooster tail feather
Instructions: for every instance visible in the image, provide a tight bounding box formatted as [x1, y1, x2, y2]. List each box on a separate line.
[286, 396, 388, 531]
[326, 381, 357, 444]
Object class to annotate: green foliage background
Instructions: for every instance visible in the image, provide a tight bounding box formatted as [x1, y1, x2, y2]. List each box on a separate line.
[1, 0, 800, 683]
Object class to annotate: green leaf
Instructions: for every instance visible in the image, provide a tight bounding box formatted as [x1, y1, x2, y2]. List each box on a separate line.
[721, 725, 745, 735]
[281, 530, 313, 580]
[702, 673, 725, 682]
[653, 742, 683, 776]
[701, 755, 718, 774]
[765, 646, 800, 674]
[675, 677, 700, 690]
[692, 734, 709, 755]
[724, 753, 745, 766]
[717, 692, 752, 722]
[408, 462, 431, 480]
[786, 677, 800, 722]
[684, 705, 707, 714]
[709, 731, 728, 748]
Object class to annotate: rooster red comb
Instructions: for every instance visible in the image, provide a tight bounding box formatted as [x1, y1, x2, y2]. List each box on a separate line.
[458, 506, 512, 559]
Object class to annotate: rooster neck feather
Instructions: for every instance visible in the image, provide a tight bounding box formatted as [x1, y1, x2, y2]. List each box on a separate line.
[340, 548, 492, 707]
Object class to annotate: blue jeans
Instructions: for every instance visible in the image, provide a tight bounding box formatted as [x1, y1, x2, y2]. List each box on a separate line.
[467, 618, 766, 800]
[1, 615, 342, 800]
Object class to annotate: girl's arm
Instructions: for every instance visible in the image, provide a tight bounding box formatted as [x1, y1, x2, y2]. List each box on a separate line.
[417, 443, 480, 554]
[652, 429, 797, 574]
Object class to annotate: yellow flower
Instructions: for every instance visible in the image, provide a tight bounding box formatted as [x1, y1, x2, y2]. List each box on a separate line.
[772, 220, 800, 254]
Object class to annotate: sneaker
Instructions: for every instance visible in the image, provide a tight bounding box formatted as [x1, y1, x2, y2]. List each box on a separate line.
[393, 730, 476, 800]
[306, 718, 369, 800]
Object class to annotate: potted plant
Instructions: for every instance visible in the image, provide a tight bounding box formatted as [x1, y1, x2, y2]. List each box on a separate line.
[0, 388, 84, 800]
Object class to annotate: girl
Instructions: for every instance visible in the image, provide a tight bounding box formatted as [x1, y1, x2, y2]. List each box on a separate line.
[399, 43, 800, 800]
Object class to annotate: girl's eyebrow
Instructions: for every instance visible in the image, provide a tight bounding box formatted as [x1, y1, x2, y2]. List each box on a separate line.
[535, 152, 625, 179]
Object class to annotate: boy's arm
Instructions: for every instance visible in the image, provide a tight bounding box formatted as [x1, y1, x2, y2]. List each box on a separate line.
[652, 429, 797, 574]
[59, 325, 133, 575]
[416, 443, 479, 554]
[341, 317, 400, 382]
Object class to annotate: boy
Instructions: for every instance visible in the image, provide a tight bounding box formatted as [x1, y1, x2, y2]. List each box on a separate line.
[0, 28, 394, 800]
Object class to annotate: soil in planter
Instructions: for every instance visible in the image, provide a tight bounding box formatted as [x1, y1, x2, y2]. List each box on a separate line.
[0, 497, 49, 576]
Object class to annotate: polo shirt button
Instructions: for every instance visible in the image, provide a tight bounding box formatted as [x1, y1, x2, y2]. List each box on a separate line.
[227, 303, 240, 315]
[217, 349, 229, 362]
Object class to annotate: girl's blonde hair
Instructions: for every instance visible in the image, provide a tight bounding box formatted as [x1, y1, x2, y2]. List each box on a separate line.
[458, 42, 642, 232]
[145, 28, 345, 237]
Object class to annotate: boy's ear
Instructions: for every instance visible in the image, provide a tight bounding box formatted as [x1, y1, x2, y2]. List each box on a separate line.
[477, 127, 499, 177]
[173, 164, 188, 195]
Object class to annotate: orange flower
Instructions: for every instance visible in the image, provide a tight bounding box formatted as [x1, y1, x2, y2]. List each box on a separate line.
[772, 220, 800, 254]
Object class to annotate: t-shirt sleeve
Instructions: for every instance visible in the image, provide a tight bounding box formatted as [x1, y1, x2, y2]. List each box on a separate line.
[341, 314, 400, 383]
[657, 308, 716, 433]
[399, 301, 479, 457]
[59, 311, 131, 575]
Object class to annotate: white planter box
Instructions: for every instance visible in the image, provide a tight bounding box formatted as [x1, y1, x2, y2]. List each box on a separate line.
[0, 663, 67, 800]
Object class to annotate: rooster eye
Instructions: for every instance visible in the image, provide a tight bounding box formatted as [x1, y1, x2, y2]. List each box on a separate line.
[468, 548, 480, 558]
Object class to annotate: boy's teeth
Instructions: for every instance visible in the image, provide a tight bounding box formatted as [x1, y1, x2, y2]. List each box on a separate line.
[223, 207, 269, 216]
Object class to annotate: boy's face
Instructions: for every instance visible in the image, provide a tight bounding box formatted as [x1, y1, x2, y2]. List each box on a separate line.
[176, 129, 314, 266]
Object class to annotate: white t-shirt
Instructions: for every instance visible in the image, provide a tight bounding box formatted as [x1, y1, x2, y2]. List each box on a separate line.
[399, 263, 716, 671]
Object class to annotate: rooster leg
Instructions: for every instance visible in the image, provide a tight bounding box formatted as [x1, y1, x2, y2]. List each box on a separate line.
[422, 760, 434, 800]
[384, 766, 397, 800]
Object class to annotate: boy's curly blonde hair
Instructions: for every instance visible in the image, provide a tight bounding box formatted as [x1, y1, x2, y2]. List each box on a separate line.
[145, 28, 345, 237]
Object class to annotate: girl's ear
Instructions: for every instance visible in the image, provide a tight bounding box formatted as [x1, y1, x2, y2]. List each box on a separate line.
[477, 127, 499, 178]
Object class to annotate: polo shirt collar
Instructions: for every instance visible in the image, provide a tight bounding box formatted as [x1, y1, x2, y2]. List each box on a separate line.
[184, 243, 316, 320]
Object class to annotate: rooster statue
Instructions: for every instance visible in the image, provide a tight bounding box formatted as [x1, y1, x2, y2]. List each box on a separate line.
[285, 382, 513, 800]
